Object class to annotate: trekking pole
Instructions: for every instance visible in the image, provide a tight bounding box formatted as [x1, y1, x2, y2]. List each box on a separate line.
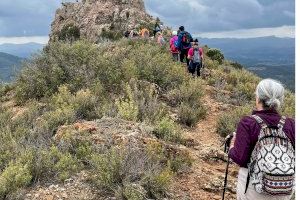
[222, 133, 234, 200]
[222, 154, 231, 200]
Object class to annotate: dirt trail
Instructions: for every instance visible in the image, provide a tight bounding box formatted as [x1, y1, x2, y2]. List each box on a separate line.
[171, 85, 239, 200]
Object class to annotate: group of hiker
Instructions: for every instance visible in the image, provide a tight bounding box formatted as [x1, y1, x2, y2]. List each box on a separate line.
[124, 24, 204, 77]
[169, 26, 204, 77]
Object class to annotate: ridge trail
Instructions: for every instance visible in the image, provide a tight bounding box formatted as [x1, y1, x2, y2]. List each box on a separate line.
[171, 85, 238, 200]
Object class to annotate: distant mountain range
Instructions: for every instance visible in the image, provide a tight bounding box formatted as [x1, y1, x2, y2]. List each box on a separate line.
[0, 42, 44, 82]
[199, 36, 295, 91]
[0, 42, 44, 58]
[0, 52, 23, 82]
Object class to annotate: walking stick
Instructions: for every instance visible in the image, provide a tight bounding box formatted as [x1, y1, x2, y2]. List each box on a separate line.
[222, 133, 234, 200]
[222, 154, 231, 200]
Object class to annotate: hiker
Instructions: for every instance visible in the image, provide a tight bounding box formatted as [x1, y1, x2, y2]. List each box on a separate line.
[169, 30, 179, 61]
[153, 21, 162, 37]
[140, 28, 150, 38]
[129, 29, 139, 38]
[176, 26, 193, 66]
[187, 39, 203, 76]
[157, 32, 166, 46]
[228, 79, 295, 200]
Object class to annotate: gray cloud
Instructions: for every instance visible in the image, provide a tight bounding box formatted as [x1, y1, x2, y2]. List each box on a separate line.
[144, 0, 295, 33]
[0, 0, 60, 37]
[0, 0, 295, 37]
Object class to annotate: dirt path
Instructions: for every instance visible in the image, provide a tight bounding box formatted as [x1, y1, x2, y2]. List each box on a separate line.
[171, 85, 239, 200]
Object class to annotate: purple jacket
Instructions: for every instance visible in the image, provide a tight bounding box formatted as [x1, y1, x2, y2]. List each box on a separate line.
[229, 109, 295, 168]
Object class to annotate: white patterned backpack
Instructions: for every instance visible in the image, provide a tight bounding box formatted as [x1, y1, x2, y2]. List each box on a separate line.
[246, 115, 295, 195]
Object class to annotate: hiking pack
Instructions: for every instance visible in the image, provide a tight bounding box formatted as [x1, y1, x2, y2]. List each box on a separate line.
[222, 115, 295, 200]
[181, 31, 192, 44]
[246, 115, 295, 195]
[177, 31, 192, 49]
[193, 48, 201, 63]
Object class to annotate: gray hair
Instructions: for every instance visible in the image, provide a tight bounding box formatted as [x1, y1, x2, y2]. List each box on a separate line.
[256, 79, 285, 109]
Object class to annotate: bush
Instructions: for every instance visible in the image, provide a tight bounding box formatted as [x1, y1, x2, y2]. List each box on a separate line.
[143, 168, 173, 199]
[154, 117, 182, 143]
[54, 153, 80, 181]
[167, 79, 204, 107]
[58, 24, 80, 42]
[14, 40, 189, 104]
[206, 48, 224, 64]
[0, 84, 12, 102]
[281, 91, 295, 118]
[90, 145, 175, 199]
[31, 146, 80, 182]
[178, 102, 206, 127]
[0, 150, 34, 198]
[217, 105, 253, 137]
[100, 28, 123, 41]
[0, 162, 32, 198]
[230, 61, 243, 70]
[116, 84, 139, 122]
[116, 80, 167, 124]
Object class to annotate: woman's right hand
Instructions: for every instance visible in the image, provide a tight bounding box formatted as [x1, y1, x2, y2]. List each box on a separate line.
[229, 132, 236, 149]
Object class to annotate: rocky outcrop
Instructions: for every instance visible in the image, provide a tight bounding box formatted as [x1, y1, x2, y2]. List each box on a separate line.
[50, 0, 154, 43]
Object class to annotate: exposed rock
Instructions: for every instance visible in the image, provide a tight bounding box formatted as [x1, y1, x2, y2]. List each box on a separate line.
[54, 117, 156, 147]
[50, 0, 154, 43]
[199, 145, 228, 162]
[25, 171, 102, 200]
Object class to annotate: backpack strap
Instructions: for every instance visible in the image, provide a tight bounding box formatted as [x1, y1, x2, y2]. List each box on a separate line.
[277, 116, 286, 129]
[251, 115, 268, 129]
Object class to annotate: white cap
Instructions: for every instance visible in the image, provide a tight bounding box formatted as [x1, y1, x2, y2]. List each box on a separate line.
[172, 31, 177, 36]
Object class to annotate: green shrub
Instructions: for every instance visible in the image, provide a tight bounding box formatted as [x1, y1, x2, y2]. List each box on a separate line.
[230, 61, 243, 70]
[204, 57, 219, 69]
[123, 183, 146, 200]
[169, 151, 193, 173]
[281, 91, 295, 118]
[217, 105, 253, 137]
[154, 117, 182, 143]
[143, 168, 173, 199]
[0, 162, 32, 198]
[178, 102, 206, 127]
[101, 28, 123, 41]
[54, 153, 80, 181]
[58, 24, 80, 42]
[0, 84, 12, 102]
[32, 146, 80, 182]
[116, 80, 167, 124]
[14, 40, 189, 104]
[90, 146, 175, 199]
[167, 79, 204, 107]
[91, 148, 124, 191]
[116, 84, 139, 121]
[206, 48, 224, 64]
[0, 153, 33, 198]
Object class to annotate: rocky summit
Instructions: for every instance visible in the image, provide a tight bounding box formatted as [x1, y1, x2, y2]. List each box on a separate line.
[50, 0, 154, 43]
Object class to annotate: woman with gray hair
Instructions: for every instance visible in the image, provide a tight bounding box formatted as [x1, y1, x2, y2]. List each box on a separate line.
[228, 79, 295, 200]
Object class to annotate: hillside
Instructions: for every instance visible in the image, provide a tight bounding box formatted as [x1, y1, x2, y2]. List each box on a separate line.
[0, 52, 23, 82]
[0, 39, 294, 200]
[0, 0, 295, 200]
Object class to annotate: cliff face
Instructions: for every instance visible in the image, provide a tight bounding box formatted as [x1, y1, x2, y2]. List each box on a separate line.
[50, 0, 154, 43]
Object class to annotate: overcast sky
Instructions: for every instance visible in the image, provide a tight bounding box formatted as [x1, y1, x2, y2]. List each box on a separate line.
[0, 0, 295, 44]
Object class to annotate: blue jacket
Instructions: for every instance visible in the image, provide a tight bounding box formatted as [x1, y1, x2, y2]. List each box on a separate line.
[176, 31, 193, 50]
